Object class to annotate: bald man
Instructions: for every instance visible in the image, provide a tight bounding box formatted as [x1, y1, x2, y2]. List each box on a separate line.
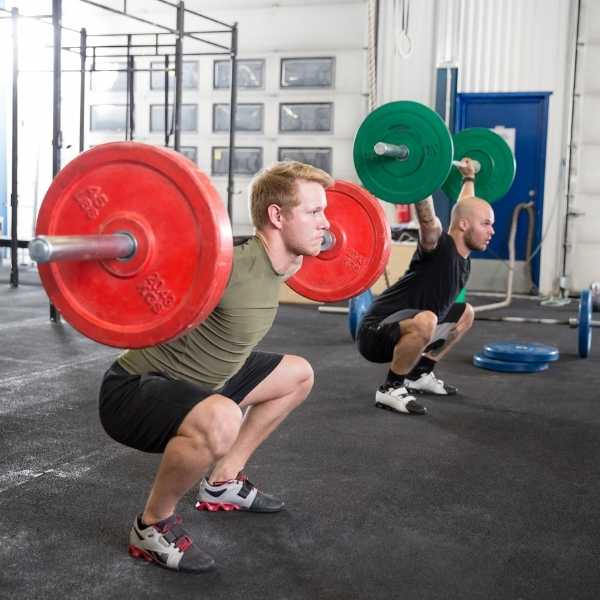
[356, 159, 495, 415]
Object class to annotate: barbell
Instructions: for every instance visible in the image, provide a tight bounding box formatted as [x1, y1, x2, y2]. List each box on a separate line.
[475, 289, 596, 358]
[30, 142, 391, 349]
[353, 100, 516, 204]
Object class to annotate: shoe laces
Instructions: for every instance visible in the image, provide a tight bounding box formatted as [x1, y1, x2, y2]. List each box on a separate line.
[383, 383, 410, 397]
[426, 372, 445, 386]
[211, 471, 255, 489]
[154, 514, 183, 534]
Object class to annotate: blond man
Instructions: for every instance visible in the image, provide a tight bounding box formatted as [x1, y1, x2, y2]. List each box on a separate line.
[99, 162, 332, 573]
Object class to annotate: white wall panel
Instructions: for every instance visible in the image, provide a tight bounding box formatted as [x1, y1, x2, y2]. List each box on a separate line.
[566, 0, 600, 291]
[567, 193, 600, 242]
[574, 96, 600, 145]
[579, 46, 600, 94]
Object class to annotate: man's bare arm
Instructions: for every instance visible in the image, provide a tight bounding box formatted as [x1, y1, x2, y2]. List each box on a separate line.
[457, 157, 477, 202]
[414, 196, 443, 251]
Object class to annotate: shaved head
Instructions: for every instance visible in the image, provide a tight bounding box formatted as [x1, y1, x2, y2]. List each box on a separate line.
[450, 196, 491, 225]
[449, 196, 495, 254]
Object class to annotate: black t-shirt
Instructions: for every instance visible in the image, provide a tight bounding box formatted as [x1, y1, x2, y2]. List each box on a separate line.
[363, 231, 470, 326]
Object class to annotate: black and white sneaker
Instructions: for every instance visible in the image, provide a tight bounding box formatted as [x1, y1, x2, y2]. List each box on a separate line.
[128, 514, 215, 573]
[375, 383, 427, 415]
[196, 473, 284, 513]
[405, 372, 457, 396]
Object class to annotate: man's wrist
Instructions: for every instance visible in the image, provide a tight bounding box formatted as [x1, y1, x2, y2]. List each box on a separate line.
[462, 176, 475, 183]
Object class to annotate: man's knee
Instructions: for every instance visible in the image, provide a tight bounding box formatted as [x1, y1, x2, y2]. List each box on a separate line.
[410, 310, 438, 343]
[458, 303, 475, 332]
[283, 355, 314, 397]
[182, 395, 242, 459]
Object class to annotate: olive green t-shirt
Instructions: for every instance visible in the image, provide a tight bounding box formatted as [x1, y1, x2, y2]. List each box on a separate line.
[118, 237, 285, 388]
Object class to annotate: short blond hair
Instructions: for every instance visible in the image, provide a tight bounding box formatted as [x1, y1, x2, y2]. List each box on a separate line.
[249, 161, 333, 230]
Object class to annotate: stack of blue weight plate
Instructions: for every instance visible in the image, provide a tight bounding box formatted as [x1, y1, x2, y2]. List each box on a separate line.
[473, 341, 560, 373]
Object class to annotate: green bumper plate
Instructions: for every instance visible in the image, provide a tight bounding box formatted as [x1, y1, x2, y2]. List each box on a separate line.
[442, 128, 516, 203]
[353, 101, 453, 204]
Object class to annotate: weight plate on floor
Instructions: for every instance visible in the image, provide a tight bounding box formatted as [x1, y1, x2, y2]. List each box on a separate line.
[286, 180, 390, 302]
[578, 289, 592, 358]
[353, 101, 453, 204]
[35, 142, 233, 348]
[348, 288, 375, 341]
[442, 128, 516, 203]
[482, 341, 560, 363]
[472, 353, 549, 373]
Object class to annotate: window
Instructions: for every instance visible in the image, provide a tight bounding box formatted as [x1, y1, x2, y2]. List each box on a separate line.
[213, 103, 264, 133]
[212, 147, 263, 176]
[179, 146, 198, 163]
[280, 57, 335, 88]
[150, 104, 198, 132]
[278, 147, 332, 173]
[213, 59, 265, 89]
[279, 103, 333, 133]
[90, 105, 127, 131]
[150, 61, 199, 90]
[90, 62, 127, 92]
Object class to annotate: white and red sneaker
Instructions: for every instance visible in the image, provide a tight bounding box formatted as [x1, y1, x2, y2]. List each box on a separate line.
[196, 473, 284, 513]
[128, 514, 215, 573]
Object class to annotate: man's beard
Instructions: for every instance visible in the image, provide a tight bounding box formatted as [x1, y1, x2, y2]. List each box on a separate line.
[465, 231, 486, 252]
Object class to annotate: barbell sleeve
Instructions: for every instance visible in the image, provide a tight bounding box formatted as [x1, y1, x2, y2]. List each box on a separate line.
[29, 233, 136, 264]
[373, 142, 409, 159]
[320, 230, 337, 252]
[452, 159, 481, 173]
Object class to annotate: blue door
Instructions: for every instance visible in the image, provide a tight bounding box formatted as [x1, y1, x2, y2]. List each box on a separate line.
[454, 92, 550, 288]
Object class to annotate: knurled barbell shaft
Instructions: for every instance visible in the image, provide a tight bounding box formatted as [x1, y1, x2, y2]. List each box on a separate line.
[29, 233, 136, 264]
[373, 141, 481, 173]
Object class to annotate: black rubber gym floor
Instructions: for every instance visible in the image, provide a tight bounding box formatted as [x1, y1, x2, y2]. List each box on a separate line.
[2, 266, 599, 600]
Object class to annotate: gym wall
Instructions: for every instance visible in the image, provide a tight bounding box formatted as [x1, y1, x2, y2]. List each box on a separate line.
[377, 0, 587, 297]
[3, 0, 598, 297]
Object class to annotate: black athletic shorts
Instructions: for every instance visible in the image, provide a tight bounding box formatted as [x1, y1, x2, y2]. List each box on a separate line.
[98, 351, 283, 453]
[356, 303, 466, 364]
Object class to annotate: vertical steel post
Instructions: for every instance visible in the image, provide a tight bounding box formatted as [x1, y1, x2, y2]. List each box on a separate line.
[128, 55, 135, 140]
[50, 0, 62, 322]
[226, 23, 238, 221]
[79, 28, 87, 153]
[125, 34, 131, 140]
[164, 54, 169, 146]
[174, 2, 184, 151]
[52, 0, 62, 178]
[10, 7, 19, 288]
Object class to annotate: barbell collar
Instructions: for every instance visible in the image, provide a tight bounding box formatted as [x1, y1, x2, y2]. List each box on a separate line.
[373, 142, 409, 159]
[29, 233, 136, 264]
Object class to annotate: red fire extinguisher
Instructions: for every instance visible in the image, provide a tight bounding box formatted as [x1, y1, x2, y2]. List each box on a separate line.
[395, 204, 411, 223]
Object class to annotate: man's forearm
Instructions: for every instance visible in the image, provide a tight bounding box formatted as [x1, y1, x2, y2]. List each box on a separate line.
[415, 197, 442, 247]
[457, 179, 475, 202]
[414, 197, 437, 227]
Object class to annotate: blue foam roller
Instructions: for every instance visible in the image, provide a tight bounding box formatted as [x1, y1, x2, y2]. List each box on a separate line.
[473, 353, 549, 373]
[482, 341, 559, 363]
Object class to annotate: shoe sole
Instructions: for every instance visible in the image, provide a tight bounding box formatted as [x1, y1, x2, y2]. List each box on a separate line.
[128, 544, 216, 573]
[195, 501, 284, 513]
[374, 400, 426, 415]
[405, 388, 457, 396]
[195, 501, 240, 512]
